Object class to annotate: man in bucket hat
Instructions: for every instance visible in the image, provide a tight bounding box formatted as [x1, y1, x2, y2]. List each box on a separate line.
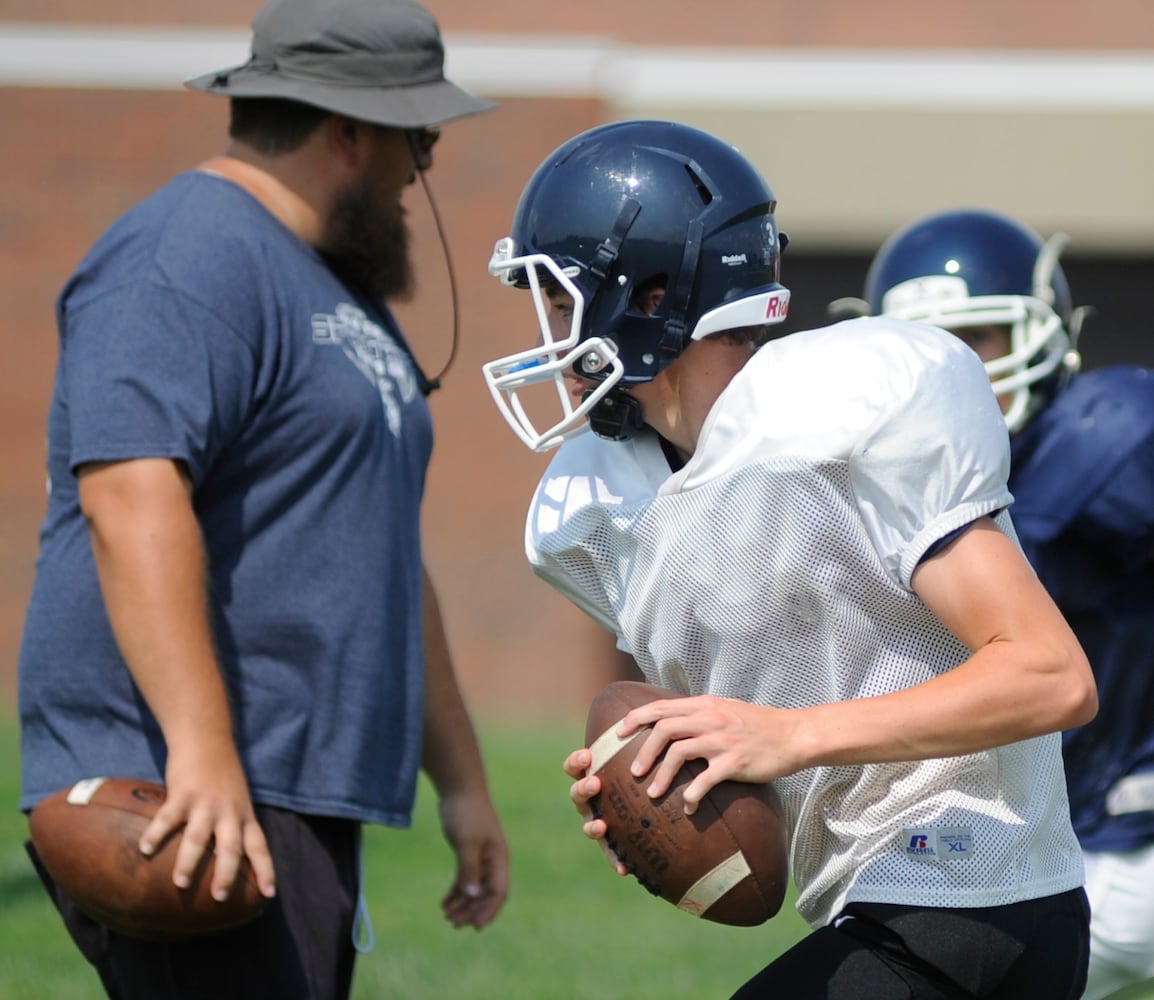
[186, 0, 494, 126]
[18, 2, 507, 997]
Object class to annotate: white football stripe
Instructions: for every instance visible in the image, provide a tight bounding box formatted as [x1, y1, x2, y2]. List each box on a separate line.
[66, 776, 107, 805]
[676, 850, 752, 917]
[587, 723, 645, 775]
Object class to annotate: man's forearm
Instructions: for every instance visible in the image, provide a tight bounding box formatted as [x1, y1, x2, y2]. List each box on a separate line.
[419, 567, 488, 796]
[79, 458, 234, 750]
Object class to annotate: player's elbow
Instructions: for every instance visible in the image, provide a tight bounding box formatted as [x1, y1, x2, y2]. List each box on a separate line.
[1054, 648, 1098, 731]
[1068, 676, 1098, 731]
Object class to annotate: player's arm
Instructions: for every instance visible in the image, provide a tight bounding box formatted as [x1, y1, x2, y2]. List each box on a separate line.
[796, 516, 1097, 762]
[77, 458, 275, 900]
[622, 517, 1097, 810]
[419, 566, 509, 929]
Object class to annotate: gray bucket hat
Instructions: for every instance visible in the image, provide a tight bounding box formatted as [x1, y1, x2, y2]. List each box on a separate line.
[185, 0, 494, 128]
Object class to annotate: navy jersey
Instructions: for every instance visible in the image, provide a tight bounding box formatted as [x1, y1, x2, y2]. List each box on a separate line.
[1010, 366, 1154, 852]
[19, 172, 432, 826]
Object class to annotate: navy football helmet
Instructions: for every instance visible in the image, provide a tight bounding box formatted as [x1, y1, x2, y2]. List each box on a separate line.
[864, 208, 1082, 434]
[483, 120, 790, 451]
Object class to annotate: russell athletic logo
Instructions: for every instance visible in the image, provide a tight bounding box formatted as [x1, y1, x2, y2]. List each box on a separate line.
[909, 834, 931, 854]
[903, 827, 974, 861]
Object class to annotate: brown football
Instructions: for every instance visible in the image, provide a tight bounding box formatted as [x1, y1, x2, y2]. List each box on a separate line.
[584, 681, 789, 926]
[28, 777, 267, 941]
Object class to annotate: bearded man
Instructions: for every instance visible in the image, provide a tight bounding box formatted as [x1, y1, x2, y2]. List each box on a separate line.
[17, 2, 508, 997]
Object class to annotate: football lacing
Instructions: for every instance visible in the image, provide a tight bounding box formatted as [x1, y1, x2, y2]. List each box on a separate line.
[591, 795, 663, 897]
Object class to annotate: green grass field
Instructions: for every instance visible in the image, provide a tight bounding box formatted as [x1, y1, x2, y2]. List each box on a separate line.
[5, 711, 1153, 1000]
[0, 711, 810, 999]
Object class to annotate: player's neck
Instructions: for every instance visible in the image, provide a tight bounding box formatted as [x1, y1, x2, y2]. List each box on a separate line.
[661, 339, 754, 458]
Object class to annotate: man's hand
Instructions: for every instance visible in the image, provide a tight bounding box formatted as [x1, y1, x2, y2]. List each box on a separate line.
[139, 742, 276, 902]
[437, 790, 509, 929]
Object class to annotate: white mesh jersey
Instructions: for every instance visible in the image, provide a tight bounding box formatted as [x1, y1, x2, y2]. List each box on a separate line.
[526, 317, 1084, 928]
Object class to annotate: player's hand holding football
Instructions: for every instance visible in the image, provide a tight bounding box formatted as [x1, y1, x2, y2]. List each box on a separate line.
[617, 695, 800, 814]
[139, 732, 277, 903]
[562, 748, 628, 875]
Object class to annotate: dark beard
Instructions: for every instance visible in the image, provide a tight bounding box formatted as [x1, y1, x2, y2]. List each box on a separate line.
[320, 181, 414, 302]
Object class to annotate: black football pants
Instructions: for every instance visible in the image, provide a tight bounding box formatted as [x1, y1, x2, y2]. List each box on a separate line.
[731, 888, 1090, 999]
[27, 804, 362, 1000]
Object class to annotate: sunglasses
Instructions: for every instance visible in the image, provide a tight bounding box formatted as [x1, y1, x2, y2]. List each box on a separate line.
[405, 126, 441, 156]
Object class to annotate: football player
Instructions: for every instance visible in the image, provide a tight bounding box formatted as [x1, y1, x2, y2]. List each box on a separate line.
[483, 120, 1096, 998]
[865, 208, 1154, 1000]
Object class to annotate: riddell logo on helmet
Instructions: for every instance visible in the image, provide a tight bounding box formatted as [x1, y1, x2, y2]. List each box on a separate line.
[765, 294, 789, 319]
[722, 253, 748, 266]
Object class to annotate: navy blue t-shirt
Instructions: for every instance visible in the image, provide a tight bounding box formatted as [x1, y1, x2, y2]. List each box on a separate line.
[1010, 366, 1154, 852]
[19, 172, 433, 826]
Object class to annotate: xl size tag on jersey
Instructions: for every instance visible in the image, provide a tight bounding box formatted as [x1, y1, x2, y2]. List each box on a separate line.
[903, 826, 974, 861]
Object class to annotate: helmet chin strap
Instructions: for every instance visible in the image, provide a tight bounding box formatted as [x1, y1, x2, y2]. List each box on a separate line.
[577, 196, 667, 440]
[662, 218, 704, 359]
[584, 387, 646, 441]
